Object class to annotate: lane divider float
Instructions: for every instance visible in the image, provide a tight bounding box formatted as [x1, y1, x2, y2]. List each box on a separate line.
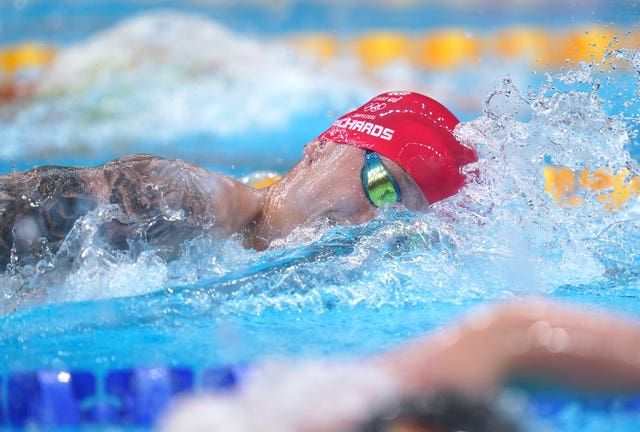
[291, 25, 637, 70]
[544, 165, 640, 211]
[0, 42, 56, 101]
[1, 25, 634, 83]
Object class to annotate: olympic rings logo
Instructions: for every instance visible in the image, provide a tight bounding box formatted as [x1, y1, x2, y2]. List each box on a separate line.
[363, 102, 387, 112]
[387, 91, 410, 96]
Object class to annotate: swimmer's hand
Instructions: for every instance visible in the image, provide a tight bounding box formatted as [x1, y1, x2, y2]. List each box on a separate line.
[375, 300, 640, 397]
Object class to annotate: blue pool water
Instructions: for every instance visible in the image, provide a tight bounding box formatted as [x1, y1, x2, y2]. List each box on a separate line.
[2, 1, 640, 430]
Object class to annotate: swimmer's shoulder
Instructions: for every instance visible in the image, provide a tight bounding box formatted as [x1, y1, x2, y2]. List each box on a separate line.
[100, 153, 167, 167]
[97, 154, 225, 216]
[0, 154, 208, 194]
[0, 163, 90, 199]
[99, 154, 209, 178]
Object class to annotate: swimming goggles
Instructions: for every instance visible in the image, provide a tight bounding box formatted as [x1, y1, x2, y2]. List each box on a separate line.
[360, 150, 401, 207]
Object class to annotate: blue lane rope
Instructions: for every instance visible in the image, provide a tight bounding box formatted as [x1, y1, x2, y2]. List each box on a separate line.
[1, 365, 247, 428]
[3, 365, 640, 428]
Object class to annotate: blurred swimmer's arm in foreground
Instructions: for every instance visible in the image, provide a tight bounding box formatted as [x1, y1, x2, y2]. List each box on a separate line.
[160, 300, 640, 432]
[376, 299, 640, 396]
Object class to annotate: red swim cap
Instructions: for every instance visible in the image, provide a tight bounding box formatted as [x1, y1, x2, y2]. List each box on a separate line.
[317, 91, 477, 204]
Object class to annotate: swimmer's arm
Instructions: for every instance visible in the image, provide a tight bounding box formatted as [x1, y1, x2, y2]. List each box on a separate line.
[97, 155, 264, 236]
[501, 302, 640, 391]
[0, 155, 263, 263]
[194, 171, 265, 237]
[374, 300, 640, 396]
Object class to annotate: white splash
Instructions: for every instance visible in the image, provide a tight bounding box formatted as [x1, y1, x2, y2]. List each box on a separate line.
[0, 11, 375, 158]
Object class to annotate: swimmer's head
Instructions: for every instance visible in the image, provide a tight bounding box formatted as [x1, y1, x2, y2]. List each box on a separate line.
[317, 91, 477, 204]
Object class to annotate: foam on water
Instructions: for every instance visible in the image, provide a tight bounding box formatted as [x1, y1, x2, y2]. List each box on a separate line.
[447, 71, 638, 291]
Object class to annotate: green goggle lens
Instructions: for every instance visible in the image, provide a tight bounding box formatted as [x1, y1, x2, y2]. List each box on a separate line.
[360, 150, 401, 207]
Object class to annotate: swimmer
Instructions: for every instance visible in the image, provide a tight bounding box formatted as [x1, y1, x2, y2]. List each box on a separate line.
[159, 299, 640, 432]
[0, 91, 477, 270]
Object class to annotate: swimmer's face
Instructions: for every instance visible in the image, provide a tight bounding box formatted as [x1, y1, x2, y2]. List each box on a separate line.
[255, 140, 428, 246]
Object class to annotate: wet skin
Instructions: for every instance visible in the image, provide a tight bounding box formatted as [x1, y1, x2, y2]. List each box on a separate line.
[248, 140, 429, 249]
[0, 154, 262, 269]
[0, 142, 428, 270]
